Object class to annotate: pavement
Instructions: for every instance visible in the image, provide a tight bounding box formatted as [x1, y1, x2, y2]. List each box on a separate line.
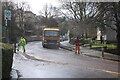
[60, 40, 120, 62]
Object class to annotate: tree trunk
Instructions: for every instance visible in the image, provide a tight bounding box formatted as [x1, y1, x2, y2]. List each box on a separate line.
[117, 25, 120, 55]
[116, 2, 120, 55]
[113, 2, 120, 55]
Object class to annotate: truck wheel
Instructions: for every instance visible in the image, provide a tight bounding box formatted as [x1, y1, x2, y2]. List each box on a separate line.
[42, 43, 45, 48]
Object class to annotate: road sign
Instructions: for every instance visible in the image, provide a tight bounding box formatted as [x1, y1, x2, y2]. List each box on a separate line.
[4, 10, 11, 20]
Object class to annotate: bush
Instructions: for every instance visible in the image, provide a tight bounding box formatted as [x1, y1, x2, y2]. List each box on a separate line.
[91, 43, 117, 49]
[80, 38, 91, 45]
[0, 43, 13, 79]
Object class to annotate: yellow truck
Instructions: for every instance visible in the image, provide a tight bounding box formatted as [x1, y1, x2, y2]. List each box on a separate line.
[42, 27, 60, 48]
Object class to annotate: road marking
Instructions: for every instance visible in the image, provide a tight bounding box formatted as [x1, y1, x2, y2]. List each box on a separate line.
[96, 69, 120, 75]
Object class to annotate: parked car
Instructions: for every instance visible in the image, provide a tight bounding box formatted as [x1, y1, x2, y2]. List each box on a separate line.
[60, 36, 68, 42]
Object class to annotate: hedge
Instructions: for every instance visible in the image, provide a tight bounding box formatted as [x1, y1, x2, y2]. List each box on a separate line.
[0, 43, 13, 79]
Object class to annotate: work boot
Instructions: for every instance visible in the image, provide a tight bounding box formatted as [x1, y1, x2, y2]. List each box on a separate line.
[17, 48, 19, 51]
[75, 52, 77, 54]
[78, 52, 80, 54]
[23, 49, 25, 53]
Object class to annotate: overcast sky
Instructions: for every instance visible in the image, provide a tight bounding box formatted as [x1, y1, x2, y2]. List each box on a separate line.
[13, 0, 61, 15]
[4, 0, 119, 15]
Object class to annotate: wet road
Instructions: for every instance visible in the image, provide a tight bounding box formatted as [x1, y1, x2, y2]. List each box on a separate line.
[12, 41, 119, 78]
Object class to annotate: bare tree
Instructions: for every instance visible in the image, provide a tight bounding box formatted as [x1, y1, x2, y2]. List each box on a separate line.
[15, 1, 31, 36]
[60, 0, 97, 39]
[39, 4, 61, 27]
[39, 4, 61, 19]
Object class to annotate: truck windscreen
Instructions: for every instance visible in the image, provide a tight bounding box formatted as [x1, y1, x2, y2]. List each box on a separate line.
[44, 30, 59, 36]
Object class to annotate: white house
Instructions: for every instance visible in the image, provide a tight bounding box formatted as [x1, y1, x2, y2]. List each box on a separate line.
[97, 27, 117, 42]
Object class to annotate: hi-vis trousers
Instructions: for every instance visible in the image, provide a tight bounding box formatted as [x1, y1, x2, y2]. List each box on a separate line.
[75, 45, 80, 54]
